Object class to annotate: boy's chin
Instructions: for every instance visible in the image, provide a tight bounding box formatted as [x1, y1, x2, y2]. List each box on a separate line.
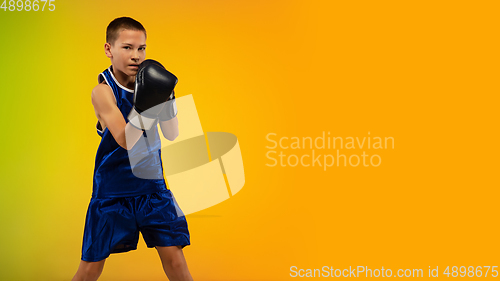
[126, 69, 139, 76]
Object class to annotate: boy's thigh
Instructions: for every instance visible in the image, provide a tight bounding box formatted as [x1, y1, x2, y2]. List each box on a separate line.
[155, 245, 184, 262]
[134, 191, 191, 248]
[82, 197, 141, 262]
[78, 259, 106, 272]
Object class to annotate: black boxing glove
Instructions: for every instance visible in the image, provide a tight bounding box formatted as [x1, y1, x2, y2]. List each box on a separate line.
[158, 90, 178, 122]
[128, 59, 178, 130]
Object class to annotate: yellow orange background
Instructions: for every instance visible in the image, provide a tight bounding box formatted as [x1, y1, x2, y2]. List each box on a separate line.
[0, 0, 499, 280]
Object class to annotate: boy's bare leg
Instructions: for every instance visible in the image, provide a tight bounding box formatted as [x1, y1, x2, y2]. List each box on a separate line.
[71, 259, 106, 281]
[156, 246, 193, 281]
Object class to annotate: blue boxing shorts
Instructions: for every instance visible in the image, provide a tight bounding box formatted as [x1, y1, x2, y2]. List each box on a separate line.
[81, 190, 190, 262]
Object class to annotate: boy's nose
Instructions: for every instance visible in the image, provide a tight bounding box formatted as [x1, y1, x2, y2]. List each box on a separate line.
[132, 50, 140, 60]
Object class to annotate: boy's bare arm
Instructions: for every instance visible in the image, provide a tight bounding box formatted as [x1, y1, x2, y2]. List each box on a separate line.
[159, 116, 179, 141]
[92, 84, 144, 150]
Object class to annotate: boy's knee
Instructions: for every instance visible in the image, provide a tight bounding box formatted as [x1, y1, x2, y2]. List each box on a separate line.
[169, 257, 186, 270]
[157, 247, 185, 269]
[85, 265, 103, 277]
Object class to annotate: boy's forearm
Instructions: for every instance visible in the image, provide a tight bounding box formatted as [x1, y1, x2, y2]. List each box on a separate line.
[121, 122, 145, 150]
[160, 116, 179, 141]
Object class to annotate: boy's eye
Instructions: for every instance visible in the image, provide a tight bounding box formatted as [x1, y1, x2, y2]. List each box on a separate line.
[124, 46, 130, 49]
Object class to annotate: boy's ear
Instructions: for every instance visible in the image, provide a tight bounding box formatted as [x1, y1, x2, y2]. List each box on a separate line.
[104, 43, 112, 58]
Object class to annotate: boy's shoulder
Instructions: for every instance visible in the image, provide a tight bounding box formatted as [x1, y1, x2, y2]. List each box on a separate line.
[92, 81, 111, 95]
[92, 81, 116, 106]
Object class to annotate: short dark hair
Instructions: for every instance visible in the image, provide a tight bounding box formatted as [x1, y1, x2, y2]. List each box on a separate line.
[106, 17, 147, 46]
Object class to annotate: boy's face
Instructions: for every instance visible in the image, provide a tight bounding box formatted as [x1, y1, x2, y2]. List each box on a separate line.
[105, 29, 146, 77]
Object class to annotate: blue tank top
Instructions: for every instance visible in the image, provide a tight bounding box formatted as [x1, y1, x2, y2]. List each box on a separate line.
[92, 66, 168, 199]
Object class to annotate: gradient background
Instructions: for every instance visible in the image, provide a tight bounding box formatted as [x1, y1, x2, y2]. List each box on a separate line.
[0, 0, 499, 280]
